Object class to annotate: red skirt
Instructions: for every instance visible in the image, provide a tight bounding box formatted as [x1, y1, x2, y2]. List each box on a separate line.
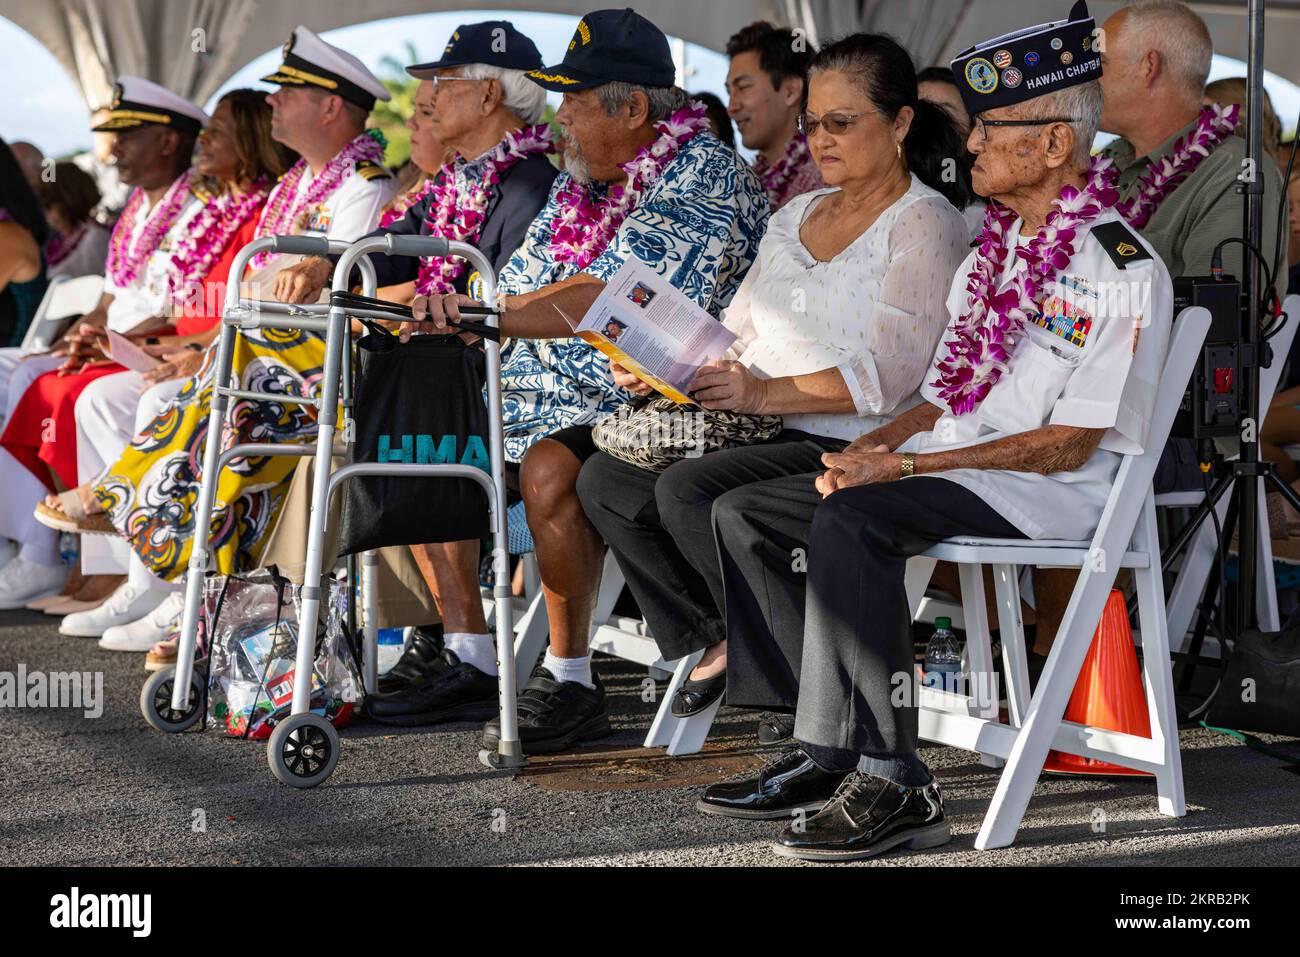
[0, 362, 128, 491]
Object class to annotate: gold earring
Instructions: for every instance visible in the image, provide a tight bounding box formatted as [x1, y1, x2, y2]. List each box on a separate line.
[896, 141, 903, 159]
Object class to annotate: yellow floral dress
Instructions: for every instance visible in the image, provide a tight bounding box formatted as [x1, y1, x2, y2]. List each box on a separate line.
[93, 327, 325, 580]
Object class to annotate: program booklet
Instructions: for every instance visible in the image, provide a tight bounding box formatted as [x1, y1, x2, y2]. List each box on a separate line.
[564, 257, 736, 405]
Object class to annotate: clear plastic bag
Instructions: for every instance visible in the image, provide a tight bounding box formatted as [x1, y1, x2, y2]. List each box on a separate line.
[204, 570, 361, 739]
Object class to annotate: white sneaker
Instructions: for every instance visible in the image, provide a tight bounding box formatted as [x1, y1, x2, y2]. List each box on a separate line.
[98, 592, 185, 652]
[60, 580, 169, 638]
[0, 556, 67, 610]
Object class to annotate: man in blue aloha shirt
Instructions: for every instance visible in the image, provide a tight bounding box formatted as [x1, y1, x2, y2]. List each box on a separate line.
[372, 8, 768, 751]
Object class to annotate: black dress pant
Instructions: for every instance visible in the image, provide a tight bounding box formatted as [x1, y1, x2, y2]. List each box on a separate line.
[719, 475, 1023, 756]
[575, 430, 845, 662]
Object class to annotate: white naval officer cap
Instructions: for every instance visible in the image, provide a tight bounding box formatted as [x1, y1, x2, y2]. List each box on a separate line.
[92, 76, 209, 135]
[262, 25, 391, 111]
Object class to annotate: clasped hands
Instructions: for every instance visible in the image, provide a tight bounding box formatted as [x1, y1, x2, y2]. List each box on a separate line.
[816, 440, 903, 498]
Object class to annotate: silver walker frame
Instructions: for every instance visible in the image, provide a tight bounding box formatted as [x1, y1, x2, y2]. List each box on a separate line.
[148, 233, 522, 785]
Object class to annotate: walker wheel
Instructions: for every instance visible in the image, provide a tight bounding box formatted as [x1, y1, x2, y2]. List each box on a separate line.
[140, 664, 206, 733]
[268, 713, 340, 788]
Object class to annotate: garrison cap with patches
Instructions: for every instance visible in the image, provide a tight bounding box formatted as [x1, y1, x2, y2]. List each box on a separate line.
[526, 8, 675, 92]
[92, 76, 209, 135]
[262, 25, 391, 111]
[950, 0, 1101, 116]
[406, 21, 543, 78]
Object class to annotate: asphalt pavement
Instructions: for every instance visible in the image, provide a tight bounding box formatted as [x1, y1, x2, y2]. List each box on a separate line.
[2, 608, 1298, 867]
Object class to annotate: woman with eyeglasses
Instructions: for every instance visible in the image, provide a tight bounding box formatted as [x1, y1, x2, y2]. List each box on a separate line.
[576, 33, 973, 729]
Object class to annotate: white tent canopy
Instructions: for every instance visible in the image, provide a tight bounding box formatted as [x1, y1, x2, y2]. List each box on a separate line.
[2, 0, 1298, 112]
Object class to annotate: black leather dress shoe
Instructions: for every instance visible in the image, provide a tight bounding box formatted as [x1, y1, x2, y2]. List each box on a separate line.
[376, 626, 444, 694]
[695, 747, 850, 819]
[672, 669, 726, 717]
[757, 711, 795, 745]
[367, 649, 497, 725]
[481, 666, 610, 754]
[772, 771, 951, 861]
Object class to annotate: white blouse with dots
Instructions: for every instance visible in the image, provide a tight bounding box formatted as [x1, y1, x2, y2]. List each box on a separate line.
[722, 175, 970, 442]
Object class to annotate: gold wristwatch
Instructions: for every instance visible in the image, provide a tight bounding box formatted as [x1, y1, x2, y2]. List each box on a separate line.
[900, 453, 915, 479]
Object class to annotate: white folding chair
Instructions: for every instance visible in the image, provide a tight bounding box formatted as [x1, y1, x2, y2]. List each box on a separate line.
[1159, 294, 1300, 647]
[20, 273, 104, 354]
[910, 306, 1210, 849]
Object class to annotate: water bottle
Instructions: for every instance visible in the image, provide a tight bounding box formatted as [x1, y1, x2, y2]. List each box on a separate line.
[376, 626, 407, 675]
[923, 616, 963, 694]
[58, 531, 78, 568]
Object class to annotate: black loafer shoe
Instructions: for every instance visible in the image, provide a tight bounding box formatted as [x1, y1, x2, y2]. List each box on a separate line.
[376, 625, 444, 694]
[481, 666, 611, 754]
[772, 771, 951, 861]
[757, 711, 795, 745]
[672, 669, 726, 717]
[695, 747, 850, 820]
[368, 649, 497, 725]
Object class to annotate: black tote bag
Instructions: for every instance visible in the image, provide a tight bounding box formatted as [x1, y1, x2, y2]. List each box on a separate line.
[336, 331, 493, 555]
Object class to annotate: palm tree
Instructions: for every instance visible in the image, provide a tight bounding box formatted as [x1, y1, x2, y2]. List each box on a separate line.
[370, 41, 421, 169]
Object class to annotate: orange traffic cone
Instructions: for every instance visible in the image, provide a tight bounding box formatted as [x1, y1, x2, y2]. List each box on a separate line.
[1042, 588, 1152, 777]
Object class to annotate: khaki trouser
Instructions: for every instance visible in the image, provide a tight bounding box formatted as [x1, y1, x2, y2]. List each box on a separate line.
[257, 454, 440, 629]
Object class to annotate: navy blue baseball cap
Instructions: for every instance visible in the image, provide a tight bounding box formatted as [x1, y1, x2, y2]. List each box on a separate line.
[407, 21, 544, 78]
[950, 0, 1100, 117]
[526, 8, 676, 92]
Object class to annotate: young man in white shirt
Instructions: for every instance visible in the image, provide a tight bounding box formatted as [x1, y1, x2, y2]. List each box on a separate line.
[695, 0, 1174, 862]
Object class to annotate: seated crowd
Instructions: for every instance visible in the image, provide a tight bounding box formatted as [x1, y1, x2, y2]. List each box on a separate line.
[0, 0, 1291, 861]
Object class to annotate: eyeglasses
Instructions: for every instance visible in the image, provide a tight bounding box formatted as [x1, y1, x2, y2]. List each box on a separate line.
[973, 116, 1077, 139]
[796, 110, 875, 136]
[430, 75, 483, 96]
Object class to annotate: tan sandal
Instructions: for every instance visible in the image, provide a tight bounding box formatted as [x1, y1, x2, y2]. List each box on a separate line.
[145, 637, 178, 672]
[33, 490, 115, 536]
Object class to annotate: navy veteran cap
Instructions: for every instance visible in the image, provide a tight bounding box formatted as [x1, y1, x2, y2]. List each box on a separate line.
[262, 26, 390, 111]
[527, 8, 676, 92]
[407, 21, 543, 78]
[93, 76, 209, 135]
[950, 0, 1101, 116]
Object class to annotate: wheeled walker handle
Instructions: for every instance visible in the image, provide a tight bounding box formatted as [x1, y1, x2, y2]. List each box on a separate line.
[330, 290, 501, 342]
[383, 235, 452, 258]
[267, 235, 335, 257]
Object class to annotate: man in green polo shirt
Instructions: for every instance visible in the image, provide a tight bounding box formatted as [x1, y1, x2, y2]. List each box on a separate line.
[1098, 0, 1287, 283]
[1033, 0, 1288, 666]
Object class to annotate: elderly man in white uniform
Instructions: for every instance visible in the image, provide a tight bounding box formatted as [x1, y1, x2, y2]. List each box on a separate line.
[0, 78, 208, 609]
[693, 1, 1174, 862]
[56, 27, 395, 641]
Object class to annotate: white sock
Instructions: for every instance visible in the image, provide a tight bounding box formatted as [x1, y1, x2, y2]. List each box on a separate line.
[543, 650, 594, 689]
[444, 632, 497, 676]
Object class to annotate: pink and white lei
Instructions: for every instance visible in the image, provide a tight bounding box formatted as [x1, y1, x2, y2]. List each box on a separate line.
[931, 155, 1120, 415]
[105, 170, 195, 287]
[549, 101, 710, 270]
[1118, 102, 1240, 229]
[167, 178, 270, 304]
[416, 123, 554, 295]
[379, 178, 435, 229]
[250, 130, 387, 269]
[755, 134, 810, 200]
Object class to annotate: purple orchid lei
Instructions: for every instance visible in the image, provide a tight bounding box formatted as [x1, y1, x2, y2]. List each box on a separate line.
[166, 178, 270, 305]
[549, 101, 710, 270]
[105, 170, 195, 288]
[931, 154, 1121, 415]
[1118, 102, 1240, 230]
[415, 123, 554, 295]
[756, 133, 810, 199]
[250, 130, 387, 269]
